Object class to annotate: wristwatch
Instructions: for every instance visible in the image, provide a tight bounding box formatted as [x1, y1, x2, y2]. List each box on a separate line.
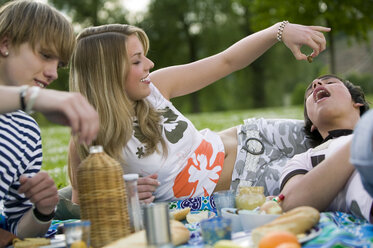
[32, 207, 55, 222]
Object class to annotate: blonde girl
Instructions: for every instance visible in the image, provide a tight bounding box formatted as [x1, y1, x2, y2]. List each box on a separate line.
[69, 22, 330, 204]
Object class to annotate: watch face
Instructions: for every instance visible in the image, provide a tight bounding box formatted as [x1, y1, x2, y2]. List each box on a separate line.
[243, 138, 264, 155]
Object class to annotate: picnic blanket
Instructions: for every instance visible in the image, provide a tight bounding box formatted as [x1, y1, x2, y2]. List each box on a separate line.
[169, 196, 373, 248]
[1, 196, 373, 247]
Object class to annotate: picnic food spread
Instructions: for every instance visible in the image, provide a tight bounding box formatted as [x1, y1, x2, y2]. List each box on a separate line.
[258, 230, 300, 248]
[259, 200, 283, 215]
[251, 206, 320, 246]
[170, 207, 191, 221]
[186, 211, 213, 224]
[103, 220, 190, 248]
[236, 186, 266, 210]
[12, 237, 50, 248]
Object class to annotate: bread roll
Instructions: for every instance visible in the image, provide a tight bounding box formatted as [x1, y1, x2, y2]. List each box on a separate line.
[260, 201, 283, 215]
[170, 207, 191, 221]
[251, 206, 320, 246]
[103, 220, 189, 248]
[186, 211, 210, 224]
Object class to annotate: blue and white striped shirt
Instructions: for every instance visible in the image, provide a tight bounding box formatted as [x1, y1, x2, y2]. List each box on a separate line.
[0, 111, 42, 234]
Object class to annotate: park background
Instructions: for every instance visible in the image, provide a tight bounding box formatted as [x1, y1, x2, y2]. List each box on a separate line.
[4, 0, 373, 187]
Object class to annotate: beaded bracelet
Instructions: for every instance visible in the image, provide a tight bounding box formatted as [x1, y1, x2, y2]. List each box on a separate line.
[25, 86, 40, 114]
[277, 20, 289, 42]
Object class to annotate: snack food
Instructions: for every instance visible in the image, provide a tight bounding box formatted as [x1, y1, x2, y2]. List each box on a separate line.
[236, 186, 266, 210]
[260, 201, 283, 215]
[251, 206, 320, 246]
[103, 220, 189, 248]
[186, 211, 210, 224]
[13, 238, 50, 248]
[170, 207, 191, 221]
[213, 240, 243, 248]
[307, 55, 313, 63]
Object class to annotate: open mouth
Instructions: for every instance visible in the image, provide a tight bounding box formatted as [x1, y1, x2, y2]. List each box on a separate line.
[35, 80, 47, 88]
[140, 76, 150, 83]
[313, 86, 330, 102]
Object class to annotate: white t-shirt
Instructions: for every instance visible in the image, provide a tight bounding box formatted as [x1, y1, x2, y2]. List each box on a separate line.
[280, 135, 373, 221]
[122, 83, 225, 201]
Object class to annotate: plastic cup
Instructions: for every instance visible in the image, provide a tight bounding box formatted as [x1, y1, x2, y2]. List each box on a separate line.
[200, 217, 232, 246]
[212, 189, 235, 216]
[64, 220, 90, 248]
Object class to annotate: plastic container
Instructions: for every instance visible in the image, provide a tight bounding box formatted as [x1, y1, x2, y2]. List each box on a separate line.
[123, 173, 144, 232]
[235, 186, 266, 210]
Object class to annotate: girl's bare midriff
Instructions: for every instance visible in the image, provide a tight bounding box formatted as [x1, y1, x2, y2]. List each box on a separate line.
[214, 126, 238, 192]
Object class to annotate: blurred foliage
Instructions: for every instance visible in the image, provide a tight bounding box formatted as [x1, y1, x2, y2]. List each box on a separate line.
[48, 0, 128, 26]
[247, 0, 373, 74]
[45, 0, 373, 114]
[346, 73, 373, 95]
[1, 0, 370, 115]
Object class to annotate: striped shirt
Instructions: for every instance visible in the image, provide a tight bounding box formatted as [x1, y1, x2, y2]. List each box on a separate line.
[0, 111, 42, 234]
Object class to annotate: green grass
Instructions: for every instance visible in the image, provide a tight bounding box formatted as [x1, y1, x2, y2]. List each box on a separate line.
[40, 125, 71, 189]
[40, 94, 373, 188]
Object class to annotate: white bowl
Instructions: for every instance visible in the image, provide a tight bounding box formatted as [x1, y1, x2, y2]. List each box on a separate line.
[221, 208, 243, 233]
[238, 209, 280, 231]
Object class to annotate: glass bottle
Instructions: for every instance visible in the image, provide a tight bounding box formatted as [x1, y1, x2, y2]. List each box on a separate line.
[77, 145, 131, 247]
[235, 186, 266, 210]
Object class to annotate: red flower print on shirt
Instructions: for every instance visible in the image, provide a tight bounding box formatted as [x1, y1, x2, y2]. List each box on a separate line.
[172, 139, 225, 198]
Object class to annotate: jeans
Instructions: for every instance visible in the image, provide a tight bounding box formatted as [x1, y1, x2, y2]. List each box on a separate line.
[350, 109, 373, 197]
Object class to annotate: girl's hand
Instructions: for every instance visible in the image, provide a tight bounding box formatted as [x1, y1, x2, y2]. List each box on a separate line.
[137, 173, 160, 204]
[282, 23, 331, 61]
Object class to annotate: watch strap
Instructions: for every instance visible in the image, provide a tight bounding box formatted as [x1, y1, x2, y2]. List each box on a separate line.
[32, 207, 55, 223]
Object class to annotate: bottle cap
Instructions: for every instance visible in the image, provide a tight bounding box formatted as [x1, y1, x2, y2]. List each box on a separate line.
[89, 145, 103, 154]
[123, 173, 139, 181]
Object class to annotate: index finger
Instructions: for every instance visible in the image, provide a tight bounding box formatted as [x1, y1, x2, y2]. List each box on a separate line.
[309, 26, 331, 33]
[138, 176, 160, 186]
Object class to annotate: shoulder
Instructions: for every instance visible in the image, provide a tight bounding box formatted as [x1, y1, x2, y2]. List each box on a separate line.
[146, 82, 171, 108]
[0, 111, 41, 145]
[0, 110, 40, 131]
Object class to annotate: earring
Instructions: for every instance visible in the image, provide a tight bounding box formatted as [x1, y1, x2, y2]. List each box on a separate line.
[3, 51, 8, 57]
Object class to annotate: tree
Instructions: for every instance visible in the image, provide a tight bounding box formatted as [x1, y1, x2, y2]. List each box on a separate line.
[46, 0, 128, 92]
[247, 0, 373, 74]
[141, 0, 244, 112]
[48, 0, 128, 27]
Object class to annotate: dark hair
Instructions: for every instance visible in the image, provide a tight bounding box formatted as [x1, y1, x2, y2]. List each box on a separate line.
[303, 74, 370, 147]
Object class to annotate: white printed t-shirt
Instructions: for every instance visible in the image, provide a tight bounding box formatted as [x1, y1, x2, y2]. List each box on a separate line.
[122, 83, 225, 202]
[280, 135, 373, 221]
